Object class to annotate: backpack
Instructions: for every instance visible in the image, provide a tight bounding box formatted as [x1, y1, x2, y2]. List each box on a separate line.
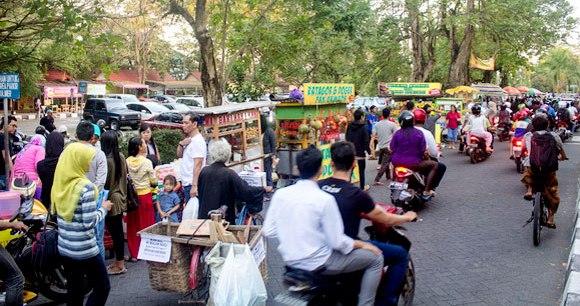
[557, 108, 570, 121]
[126, 176, 140, 212]
[529, 132, 559, 174]
[32, 228, 59, 272]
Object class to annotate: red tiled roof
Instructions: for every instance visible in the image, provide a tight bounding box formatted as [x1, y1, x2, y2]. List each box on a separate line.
[185, 71, 202, 81]
[44, 69, 72, 82]
[94, 69, 174, 83]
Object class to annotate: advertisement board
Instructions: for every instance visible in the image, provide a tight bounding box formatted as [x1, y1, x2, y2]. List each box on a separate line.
[318, 144, 360, 182]
[87, 84, 106, 95]
[303, 83, 355, 105]
[44, 86, 82, 99]
[379, 82, 442, 97]
[0, 74, 20, 99]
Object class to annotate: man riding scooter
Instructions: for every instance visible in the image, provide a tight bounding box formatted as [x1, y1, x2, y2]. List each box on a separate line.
[412, 108, 447, 191]
[464, 105, 494, 153]
[319, 142, 417, 305]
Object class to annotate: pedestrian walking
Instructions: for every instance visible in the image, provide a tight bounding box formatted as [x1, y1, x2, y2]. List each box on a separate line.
[372, 108, 397, 185]
[366, 106, 379, 159]
[37, 132, 65, 210]
[126, 137, 157, 262]
[35, 98, 42, 118]
[261, 116, 276, 199]
[346, 109, 371, 191]
[52, 142, 112, 306]
[101, 131, 128, 275]
[176, 112, 206, 202]
[445, 105, 461, 149]
[140, 123, 160, 167]
[422, 104, 441, 137]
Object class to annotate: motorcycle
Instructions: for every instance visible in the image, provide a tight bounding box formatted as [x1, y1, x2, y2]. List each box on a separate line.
[555, 120, 573, 142]
[511, 137, 526, 173]
[466, 134, 492, 164]
[390, 166, 429, 211]
[0, 182, 88, 303]
[496, 121, 511, 142]
[278, 203, 415, 306]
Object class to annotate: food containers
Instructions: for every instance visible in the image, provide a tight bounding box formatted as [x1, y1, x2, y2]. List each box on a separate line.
[0, 191, 20, 220]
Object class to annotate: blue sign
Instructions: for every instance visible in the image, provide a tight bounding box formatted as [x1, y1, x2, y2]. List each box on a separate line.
[78, 81, 88, 94]
[0, 73, 20, 99]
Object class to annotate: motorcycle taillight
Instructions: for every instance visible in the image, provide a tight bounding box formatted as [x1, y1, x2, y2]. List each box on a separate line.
[470, 136, 479, 143]
[512, 138, 523, 147]
[394, 167, 412, 178]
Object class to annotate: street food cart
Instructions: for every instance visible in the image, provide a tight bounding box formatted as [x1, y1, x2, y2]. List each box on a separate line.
[378, 82, 443, 115]
[275, 83, 358, 182]
[195, 101, 276, 172]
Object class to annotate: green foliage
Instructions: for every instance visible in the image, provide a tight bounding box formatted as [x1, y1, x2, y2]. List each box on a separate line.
[532, 47, 580, 93]
[153, 129, 185, 165]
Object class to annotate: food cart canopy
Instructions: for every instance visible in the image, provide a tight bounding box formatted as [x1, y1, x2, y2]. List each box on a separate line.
[528, 88, 544, 95]
[516, 86, 530, 93]
[195, 101, 278, 115]
[503, 86, 521, 95]
[470, 83, 507, 96]
[445, 86, 479, 95]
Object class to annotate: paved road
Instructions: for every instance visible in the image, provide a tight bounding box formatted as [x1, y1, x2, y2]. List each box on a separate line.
[29, 129, 580, 306]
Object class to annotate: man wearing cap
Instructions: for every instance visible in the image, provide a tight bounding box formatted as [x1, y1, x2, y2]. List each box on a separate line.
[76, 121, 108, 191]
[40, 109, 56, 132]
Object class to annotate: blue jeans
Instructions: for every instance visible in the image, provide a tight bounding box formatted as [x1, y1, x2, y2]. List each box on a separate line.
[447, 128, 459, 142]
[368, 240, 409, 306]
[183, 185, 191, 203]
[0, 175, 7, 191]
[0, 245, 24, 306]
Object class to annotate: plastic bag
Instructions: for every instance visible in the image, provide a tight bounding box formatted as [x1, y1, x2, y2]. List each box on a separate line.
[182, 197, 199, 220]
[211, 243, 267, 306]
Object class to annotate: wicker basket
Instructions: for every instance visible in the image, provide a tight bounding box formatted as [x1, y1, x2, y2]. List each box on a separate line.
[138, 221, 267, 293]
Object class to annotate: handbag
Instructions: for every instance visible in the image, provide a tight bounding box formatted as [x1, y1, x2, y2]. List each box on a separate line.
[126, 176, 140, 212]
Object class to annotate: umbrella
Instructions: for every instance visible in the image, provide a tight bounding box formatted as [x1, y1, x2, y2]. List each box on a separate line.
[503, 86, 521, 95]
[516, 86, 530, 93]
[445, 86, 479, 95]
[527, 88, 544, 95]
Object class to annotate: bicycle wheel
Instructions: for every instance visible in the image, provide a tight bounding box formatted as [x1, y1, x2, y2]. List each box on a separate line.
[251, 213, 264, 226]
[533, 192, 542, 246]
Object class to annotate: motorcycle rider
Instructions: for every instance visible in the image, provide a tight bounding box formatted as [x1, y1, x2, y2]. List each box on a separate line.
[568, 101, 578, 131]
[319, 141, 417, 306]
[509, 110, 531, 159]
[0, 221, 28, 306]
[263, 145, 384, 306]
[412, 108, 447, 191]
[390, 111, 438, 200]
[521, 115, 568, 228]
[556, 103, 573, 132]
[464, 105, 493, 153]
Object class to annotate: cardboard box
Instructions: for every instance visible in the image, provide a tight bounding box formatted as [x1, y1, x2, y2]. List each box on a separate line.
[238, 171, 266, 187]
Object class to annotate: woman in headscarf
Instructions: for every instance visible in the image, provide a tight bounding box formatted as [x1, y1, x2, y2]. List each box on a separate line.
[11, 134, 46, 198]
[101, 131, 128, 275]
[52, 142, 112, 306]
[37, 132, 65, 210]
[125, 137, 157, 262]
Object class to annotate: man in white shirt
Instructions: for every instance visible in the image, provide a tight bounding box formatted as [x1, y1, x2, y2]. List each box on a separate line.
[413, 109, 447, 191]
[371, 107, 397, 185]
[263, 146, 383, 306]
[177, 112, 207, 201]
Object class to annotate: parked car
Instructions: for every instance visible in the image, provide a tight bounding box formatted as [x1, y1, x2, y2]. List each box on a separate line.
[126, 102, 171, 120]
[83, 98, 141, 130]
[347, 97, 387, 111]
[104, 94, 140, 103]
[175, 96, 204, 108]
[163, 102, 191, 113]
[153, 95, 177, 103]
[140, 112, 184, 130]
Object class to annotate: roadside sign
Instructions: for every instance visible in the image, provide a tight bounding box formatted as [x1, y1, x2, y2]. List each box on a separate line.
[78, 81, 88, 94]
[0, 73, 20, 99]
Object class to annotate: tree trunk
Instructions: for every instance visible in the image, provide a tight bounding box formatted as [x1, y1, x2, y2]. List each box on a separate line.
[448, 0, 475, 87]
[406, 0, 423, 82]
[169, 0, 223, 107]
[482, 70, 493, 83]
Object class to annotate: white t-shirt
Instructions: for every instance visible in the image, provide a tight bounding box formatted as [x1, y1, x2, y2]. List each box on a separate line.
[469, 116, 488, 133]
[416, 126, 439, 159]
[568, 106, 578, 117]
[179, 133, 207, 186]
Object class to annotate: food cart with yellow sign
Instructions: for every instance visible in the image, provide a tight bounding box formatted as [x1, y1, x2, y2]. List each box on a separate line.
[275, 83, 359, 182]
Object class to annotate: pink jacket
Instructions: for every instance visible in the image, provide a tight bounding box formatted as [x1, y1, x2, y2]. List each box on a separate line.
[12, 145, 45, 184]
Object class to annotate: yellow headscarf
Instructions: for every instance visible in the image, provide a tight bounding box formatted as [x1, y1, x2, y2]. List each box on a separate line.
[51, 142, 98, 222]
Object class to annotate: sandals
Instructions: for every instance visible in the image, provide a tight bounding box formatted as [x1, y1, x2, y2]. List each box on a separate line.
[124, 256, 138, 263]
[107, 266, 128, 275]
[373, 181, 385, 186]
[523, 193, 533, 201]
[545, 223, 557, 229]
[421, 191, 436, 200]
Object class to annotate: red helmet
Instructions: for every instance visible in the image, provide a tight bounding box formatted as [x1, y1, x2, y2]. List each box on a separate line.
[412, 108, 427, 124]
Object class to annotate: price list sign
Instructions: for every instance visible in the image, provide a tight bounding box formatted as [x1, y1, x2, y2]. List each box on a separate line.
[0, 74, 20, 99]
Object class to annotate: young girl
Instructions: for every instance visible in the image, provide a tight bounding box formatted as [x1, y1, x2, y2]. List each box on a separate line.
[156, 175, 181, 222]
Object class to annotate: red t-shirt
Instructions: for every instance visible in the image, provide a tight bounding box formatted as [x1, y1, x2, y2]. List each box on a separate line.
[446, 111, 461, 129]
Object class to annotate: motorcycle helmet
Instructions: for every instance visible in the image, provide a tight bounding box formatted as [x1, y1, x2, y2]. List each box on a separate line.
[471, 105, 482, 115]
[35, 125, 49, 138]
[11, 173, 37, 199]
[398, 111, 415, 128]
[412, 108, 427, 124]
[535, 108, 547, 115]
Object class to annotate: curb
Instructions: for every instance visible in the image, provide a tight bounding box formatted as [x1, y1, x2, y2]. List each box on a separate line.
[562, 176, 580, 305]
[12, 113, 78, 121]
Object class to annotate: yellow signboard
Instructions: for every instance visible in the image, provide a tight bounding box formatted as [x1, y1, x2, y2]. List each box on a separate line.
[380, 82, 442, 97]
[318, 144, 360, 183]
[469, 53, 495, 71]
[303, 83, 355, 105]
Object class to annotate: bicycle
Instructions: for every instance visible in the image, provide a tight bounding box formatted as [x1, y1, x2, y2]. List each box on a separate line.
[235, 203, 264, 226]
[524, 175, 549, 246]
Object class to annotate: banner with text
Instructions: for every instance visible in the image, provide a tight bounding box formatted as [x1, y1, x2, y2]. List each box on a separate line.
[469, 53, 495, 71]
[0, 74, 20, 99]
[318, 144, 360, 183]
[379, 82, 442, 97]
[303, 83, 355, 105]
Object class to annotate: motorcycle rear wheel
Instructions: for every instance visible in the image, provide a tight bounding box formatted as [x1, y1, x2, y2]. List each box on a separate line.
[398, 258, 415, 306]
[470, 151, 477, 164]
[515, 157, 522, 173]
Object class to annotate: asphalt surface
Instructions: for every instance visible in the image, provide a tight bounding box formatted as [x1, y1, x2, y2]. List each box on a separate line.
[24, 116, 580, 306]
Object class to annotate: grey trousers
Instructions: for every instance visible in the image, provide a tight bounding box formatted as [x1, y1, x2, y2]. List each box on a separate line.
[321, 249, 384, 306]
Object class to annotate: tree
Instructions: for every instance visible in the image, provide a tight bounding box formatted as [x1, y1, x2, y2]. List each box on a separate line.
[533, 47, 580, 93]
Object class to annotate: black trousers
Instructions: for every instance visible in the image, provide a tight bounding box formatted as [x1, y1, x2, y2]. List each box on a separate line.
[105, 214, 125, 261]
[62, 255, 110, 306]
[357, 159, 366, 189]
